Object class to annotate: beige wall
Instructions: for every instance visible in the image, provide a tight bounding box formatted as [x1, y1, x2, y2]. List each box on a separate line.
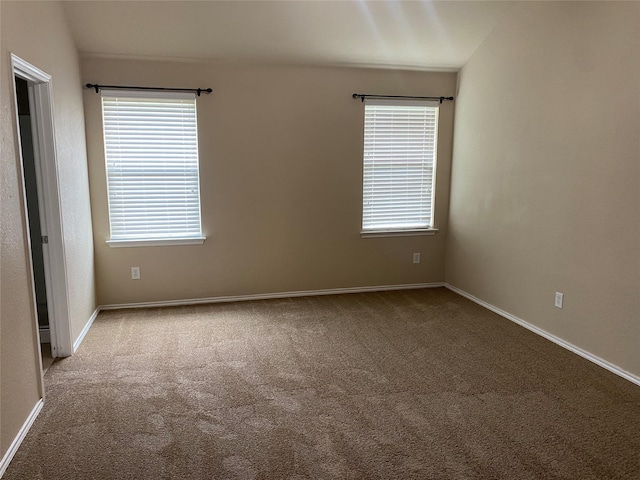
[447, 2, 640, 377]
[0, 0, 96, 454]
[82, 59, 456, 305]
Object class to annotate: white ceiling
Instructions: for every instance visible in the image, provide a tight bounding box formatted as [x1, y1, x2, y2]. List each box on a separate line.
[62, 1, 512, 70]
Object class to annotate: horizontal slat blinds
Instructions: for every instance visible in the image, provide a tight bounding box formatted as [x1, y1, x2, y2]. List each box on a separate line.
[101, 90, 203, 240]
[362, 99, 439, 231]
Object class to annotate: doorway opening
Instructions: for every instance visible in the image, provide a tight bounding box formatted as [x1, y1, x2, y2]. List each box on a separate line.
[14, 77, 54, 372]
[11, 54, 74, 389]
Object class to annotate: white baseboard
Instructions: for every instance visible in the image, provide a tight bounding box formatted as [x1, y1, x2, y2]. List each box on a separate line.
[445, 283, 640, 387]
[38, 327, 50, 344]
[100, 282, 445, 310]
[0, 399, 43, 477]
[73, 308, 100, 353]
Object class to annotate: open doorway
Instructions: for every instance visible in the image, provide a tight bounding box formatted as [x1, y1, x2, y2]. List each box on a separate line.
[14, 77, 54, 372]
[11, 54, 74, 391]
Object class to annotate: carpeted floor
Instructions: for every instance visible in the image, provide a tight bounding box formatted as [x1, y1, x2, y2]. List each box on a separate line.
[5, 288, 640, 479]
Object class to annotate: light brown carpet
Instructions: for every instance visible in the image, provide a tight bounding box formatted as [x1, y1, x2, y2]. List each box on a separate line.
[5, 288, 640, 479]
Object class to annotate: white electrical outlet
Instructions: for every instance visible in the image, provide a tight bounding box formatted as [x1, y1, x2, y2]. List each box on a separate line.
[413, 253, 421, 264]
[554, 292, 564, 309]
[131, 267, 141, 280]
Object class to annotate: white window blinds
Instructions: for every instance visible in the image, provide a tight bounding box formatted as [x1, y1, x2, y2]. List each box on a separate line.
[101, 90, 203, 242]
[362, 99, 439, 232]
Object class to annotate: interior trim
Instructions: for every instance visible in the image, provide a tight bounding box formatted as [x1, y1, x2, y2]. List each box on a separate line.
[39, 326, 50, 344]
[100, 282, 446, 310]
[0, 399, 44, 477]
[445, 283, 640, 387]
[11, 53, 74, 359]
[73, 308, 101, 354]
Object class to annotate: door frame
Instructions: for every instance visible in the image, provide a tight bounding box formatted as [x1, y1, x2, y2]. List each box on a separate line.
[10, 54, 73, 373]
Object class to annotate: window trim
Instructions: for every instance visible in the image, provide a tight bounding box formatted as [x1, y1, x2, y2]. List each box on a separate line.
[101, 89, 205, 246]
[106, 237, 206, 248]
[360, 98, 440, 235]
[360, 228, 438, 238]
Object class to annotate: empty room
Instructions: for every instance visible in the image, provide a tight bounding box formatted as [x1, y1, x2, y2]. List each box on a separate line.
[1, 1, 638, 479]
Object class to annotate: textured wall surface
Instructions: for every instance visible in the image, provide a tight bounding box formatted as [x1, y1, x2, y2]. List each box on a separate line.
[0, 0, 96, 455]
[447, 2, 640, 377]
[82, 59, 456, 305]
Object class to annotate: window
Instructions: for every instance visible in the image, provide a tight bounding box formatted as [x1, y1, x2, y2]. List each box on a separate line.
[101, 90, 204, 246]
[361, 99, 439, 235]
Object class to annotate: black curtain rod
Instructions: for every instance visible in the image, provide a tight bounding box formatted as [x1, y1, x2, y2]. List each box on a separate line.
[353, 93, 454, 104]
[86, 84, 213, 96]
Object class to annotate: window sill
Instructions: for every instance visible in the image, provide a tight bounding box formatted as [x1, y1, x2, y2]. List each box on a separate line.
[360, 229, 438, 238]
[107, 237, 206, 248]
